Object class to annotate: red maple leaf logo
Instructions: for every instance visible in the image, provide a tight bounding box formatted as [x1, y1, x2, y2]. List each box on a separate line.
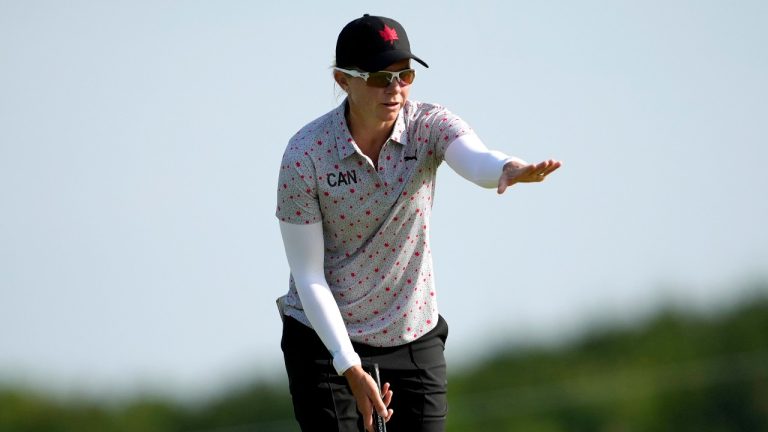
[379, 24, 398, 45]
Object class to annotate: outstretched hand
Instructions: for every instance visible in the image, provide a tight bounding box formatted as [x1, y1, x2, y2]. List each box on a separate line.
[497, 158, 562, 194]
[344, 365, 393, 432]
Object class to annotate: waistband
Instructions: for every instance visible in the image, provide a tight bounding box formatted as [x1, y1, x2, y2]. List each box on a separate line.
[282, 314, 449, 370]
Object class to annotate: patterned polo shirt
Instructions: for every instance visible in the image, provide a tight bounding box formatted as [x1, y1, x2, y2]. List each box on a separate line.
[276, 99, 471, 347]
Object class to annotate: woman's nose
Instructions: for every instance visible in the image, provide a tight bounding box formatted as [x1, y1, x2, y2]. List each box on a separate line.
[384, 78, 403, 92]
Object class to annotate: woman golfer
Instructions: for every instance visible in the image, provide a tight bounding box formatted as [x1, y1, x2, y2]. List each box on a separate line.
[276, 14, 561, 432]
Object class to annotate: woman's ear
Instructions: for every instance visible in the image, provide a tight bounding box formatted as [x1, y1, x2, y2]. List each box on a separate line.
[333, 71, 349, 92]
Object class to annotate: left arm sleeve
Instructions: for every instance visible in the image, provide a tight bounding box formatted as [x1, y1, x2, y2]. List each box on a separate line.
[279, 221, 361, 376]
[444, 132, 527, 188]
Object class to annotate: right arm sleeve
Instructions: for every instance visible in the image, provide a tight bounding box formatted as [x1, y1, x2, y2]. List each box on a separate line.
[444, 132, 527, 188]
[279, 221, 361, 375]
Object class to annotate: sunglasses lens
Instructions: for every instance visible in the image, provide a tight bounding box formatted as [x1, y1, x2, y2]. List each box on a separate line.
[366, 72, 392, 88]
[399, 70, 416, 85]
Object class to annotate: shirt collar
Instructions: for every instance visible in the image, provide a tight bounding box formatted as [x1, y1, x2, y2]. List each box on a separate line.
[334, 99, 408, 160]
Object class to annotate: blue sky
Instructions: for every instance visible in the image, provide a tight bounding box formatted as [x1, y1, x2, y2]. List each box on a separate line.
[1, 1, 766, 400]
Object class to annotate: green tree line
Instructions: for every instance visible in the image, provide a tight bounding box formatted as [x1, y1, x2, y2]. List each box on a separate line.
[2, 291, 767, 432]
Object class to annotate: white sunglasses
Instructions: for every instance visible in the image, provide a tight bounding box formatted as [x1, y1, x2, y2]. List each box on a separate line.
[334, 67, 416, 88]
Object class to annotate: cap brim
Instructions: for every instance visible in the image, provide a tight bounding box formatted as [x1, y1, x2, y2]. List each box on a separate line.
[362, 50, 429, 71]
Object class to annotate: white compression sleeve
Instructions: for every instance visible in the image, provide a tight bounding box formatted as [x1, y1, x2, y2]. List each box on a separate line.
[444, 132, 527, 188]
[279, 221, 361, 375]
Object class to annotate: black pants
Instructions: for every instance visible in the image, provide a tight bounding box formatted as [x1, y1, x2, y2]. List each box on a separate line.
[281, 315, 449, 432]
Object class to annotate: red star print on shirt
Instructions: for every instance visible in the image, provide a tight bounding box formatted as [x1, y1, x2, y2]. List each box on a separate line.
[276, 99, 472, 347]
[379, 25, 398, 45]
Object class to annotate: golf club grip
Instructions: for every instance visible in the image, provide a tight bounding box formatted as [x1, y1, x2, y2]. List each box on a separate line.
[369, 363, 387, 432]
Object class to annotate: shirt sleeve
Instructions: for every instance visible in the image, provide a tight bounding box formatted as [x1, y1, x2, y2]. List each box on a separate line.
[276, 151, 322, 225]
[444, 132, 528, 188]
[279, 221, 362, 375]
[425, 105, 474, 163]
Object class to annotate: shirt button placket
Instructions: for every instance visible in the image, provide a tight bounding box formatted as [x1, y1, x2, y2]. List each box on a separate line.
[377, 140, 393, 185]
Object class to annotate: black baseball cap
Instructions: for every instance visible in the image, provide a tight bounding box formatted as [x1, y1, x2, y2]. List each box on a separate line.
[336, 14, 429, 72]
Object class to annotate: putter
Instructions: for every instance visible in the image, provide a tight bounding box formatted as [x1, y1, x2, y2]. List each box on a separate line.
[368, 363, 386, 432]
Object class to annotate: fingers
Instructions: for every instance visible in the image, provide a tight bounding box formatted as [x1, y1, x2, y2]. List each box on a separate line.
[537, 159, 562, 178]
[381, 382, 394, 422]
[525, 159, 562, 183]
[382, 382, 393, 407]
[369, 381, 388, 418]
[529, 160, 551, 177]
[364, 382, 393, 431]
